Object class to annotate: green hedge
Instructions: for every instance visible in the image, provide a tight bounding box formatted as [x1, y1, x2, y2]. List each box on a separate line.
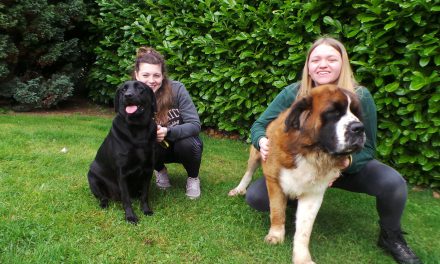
[87, 0, 439, 187]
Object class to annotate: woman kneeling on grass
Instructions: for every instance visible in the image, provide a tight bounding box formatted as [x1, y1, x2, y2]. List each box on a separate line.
[133, 47, 203, 199]
[246, 37, 421, 264]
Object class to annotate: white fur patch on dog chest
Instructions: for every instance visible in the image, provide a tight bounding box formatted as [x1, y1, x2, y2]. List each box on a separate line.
[279, 155, 340, 199]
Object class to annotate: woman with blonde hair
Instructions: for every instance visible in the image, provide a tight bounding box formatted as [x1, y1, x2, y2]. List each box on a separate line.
[133, 47, 203, 199]
[246, 37, 421, 264]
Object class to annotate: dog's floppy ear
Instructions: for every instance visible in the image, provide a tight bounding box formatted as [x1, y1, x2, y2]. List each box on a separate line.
[151, 91, 157, 114]
[114, 82, 125, 113]
[139, 82, 157, 115]
[284, 96, 312, 132]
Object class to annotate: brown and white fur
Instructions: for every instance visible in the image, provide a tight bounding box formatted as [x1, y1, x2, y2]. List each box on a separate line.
[229, 84, 366, 263]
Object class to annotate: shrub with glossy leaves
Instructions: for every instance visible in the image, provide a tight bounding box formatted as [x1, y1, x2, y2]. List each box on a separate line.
[87, 0, 439, 187]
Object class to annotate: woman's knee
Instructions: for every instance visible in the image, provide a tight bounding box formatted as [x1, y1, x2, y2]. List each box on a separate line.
[174, 136, 203, 157]
[245, 177, 270, 212]
[369, 160, 408, 199]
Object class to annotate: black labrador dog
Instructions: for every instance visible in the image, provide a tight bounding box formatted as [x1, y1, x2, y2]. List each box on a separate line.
[87, 80, 157, 223]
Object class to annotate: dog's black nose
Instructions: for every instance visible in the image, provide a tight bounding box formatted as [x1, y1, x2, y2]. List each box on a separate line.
[124, 91, 134, 98]
[349, 122, 364, 135]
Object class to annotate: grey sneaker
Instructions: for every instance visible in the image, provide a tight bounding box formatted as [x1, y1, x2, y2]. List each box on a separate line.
[155, 168, 171, 189]
[186, 177, 201, 199]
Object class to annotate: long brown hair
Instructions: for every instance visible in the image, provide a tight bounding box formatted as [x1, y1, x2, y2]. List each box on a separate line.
[134, 47, 173, 125]
[298, 37, 358, 98]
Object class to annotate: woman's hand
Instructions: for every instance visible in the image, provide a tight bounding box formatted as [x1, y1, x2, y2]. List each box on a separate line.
[259, 137, 269, 161]
[341, 156, 351, 169]
[156, 125, 167, 142]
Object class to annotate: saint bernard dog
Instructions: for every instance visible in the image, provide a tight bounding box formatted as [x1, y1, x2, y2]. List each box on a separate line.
[229, 84, 366, 264]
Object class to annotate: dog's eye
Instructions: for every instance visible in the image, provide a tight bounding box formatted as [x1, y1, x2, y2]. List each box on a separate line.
[139, 87, 147, 93]
[326, 110, 340, 118]
[350, 104, 361, 118]
[332, 110, 342, 117]
[323, 105, 344, 120]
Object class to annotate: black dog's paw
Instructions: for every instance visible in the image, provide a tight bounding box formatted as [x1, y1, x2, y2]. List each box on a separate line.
[143, 209, 154, 216]
[141, 203, 153, 216]
[99, 199, 109, 209]
[126, 214, 139, 224]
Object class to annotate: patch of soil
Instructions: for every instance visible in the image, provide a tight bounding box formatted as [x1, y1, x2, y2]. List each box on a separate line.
[14, 96, 114, 117]
[204, 127, 241, 140]
[6, 96, 243, 140]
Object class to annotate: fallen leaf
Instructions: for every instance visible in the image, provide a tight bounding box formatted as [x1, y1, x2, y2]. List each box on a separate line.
[433, 191, 440, 199]
[412, 186, 424, 192]
[144, 239, 154, 246]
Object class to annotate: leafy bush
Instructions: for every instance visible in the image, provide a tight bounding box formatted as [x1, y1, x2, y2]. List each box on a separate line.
[343, 1, 440, 187]
[7, 74, 74, 111]
[0, 0, 91, 109]
[87, 0, 439, 187]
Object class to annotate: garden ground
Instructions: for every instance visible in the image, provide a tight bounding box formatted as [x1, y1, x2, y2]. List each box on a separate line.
[0, 99, 439, 263]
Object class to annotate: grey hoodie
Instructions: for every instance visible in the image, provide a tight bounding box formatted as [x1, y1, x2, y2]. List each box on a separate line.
[165, 80, 201, 141]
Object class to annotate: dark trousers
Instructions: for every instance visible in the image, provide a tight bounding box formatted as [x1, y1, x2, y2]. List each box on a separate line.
[155, 136, 203, 178]
[245, 159, 407, 231]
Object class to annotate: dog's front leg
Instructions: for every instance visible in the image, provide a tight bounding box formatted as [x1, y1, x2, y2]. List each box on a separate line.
[118, 172, 138, 224]
[140, 171, 153, 216]
[265, 177, 287, 244]
[292, 191, 325, 264]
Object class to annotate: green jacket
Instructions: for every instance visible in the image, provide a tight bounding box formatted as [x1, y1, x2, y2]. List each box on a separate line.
[250, 82, 377, 174]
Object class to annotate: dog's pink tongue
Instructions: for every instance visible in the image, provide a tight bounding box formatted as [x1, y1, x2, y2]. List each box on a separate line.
[125, 105, 138, 114]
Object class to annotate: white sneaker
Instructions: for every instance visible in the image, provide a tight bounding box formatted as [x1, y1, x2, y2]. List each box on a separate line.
[186, 177, 201, 199]
[155, 168, 171, 189]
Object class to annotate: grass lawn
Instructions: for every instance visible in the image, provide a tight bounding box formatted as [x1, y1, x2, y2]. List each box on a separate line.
[0, 113, 439, 264]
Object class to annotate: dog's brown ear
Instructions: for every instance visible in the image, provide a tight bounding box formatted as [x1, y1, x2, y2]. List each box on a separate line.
[284, 96, 311, 132]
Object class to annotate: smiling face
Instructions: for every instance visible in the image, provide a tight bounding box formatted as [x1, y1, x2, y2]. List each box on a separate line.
[307, 44, 342, 86]
[135, 63, 164, 92]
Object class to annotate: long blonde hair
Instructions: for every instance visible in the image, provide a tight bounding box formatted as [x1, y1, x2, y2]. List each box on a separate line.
[133, 47, 173, 125]
[298, 37, 358, 98]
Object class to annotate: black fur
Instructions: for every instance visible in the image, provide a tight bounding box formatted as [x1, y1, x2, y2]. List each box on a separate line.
[87, 81, 157, 224]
